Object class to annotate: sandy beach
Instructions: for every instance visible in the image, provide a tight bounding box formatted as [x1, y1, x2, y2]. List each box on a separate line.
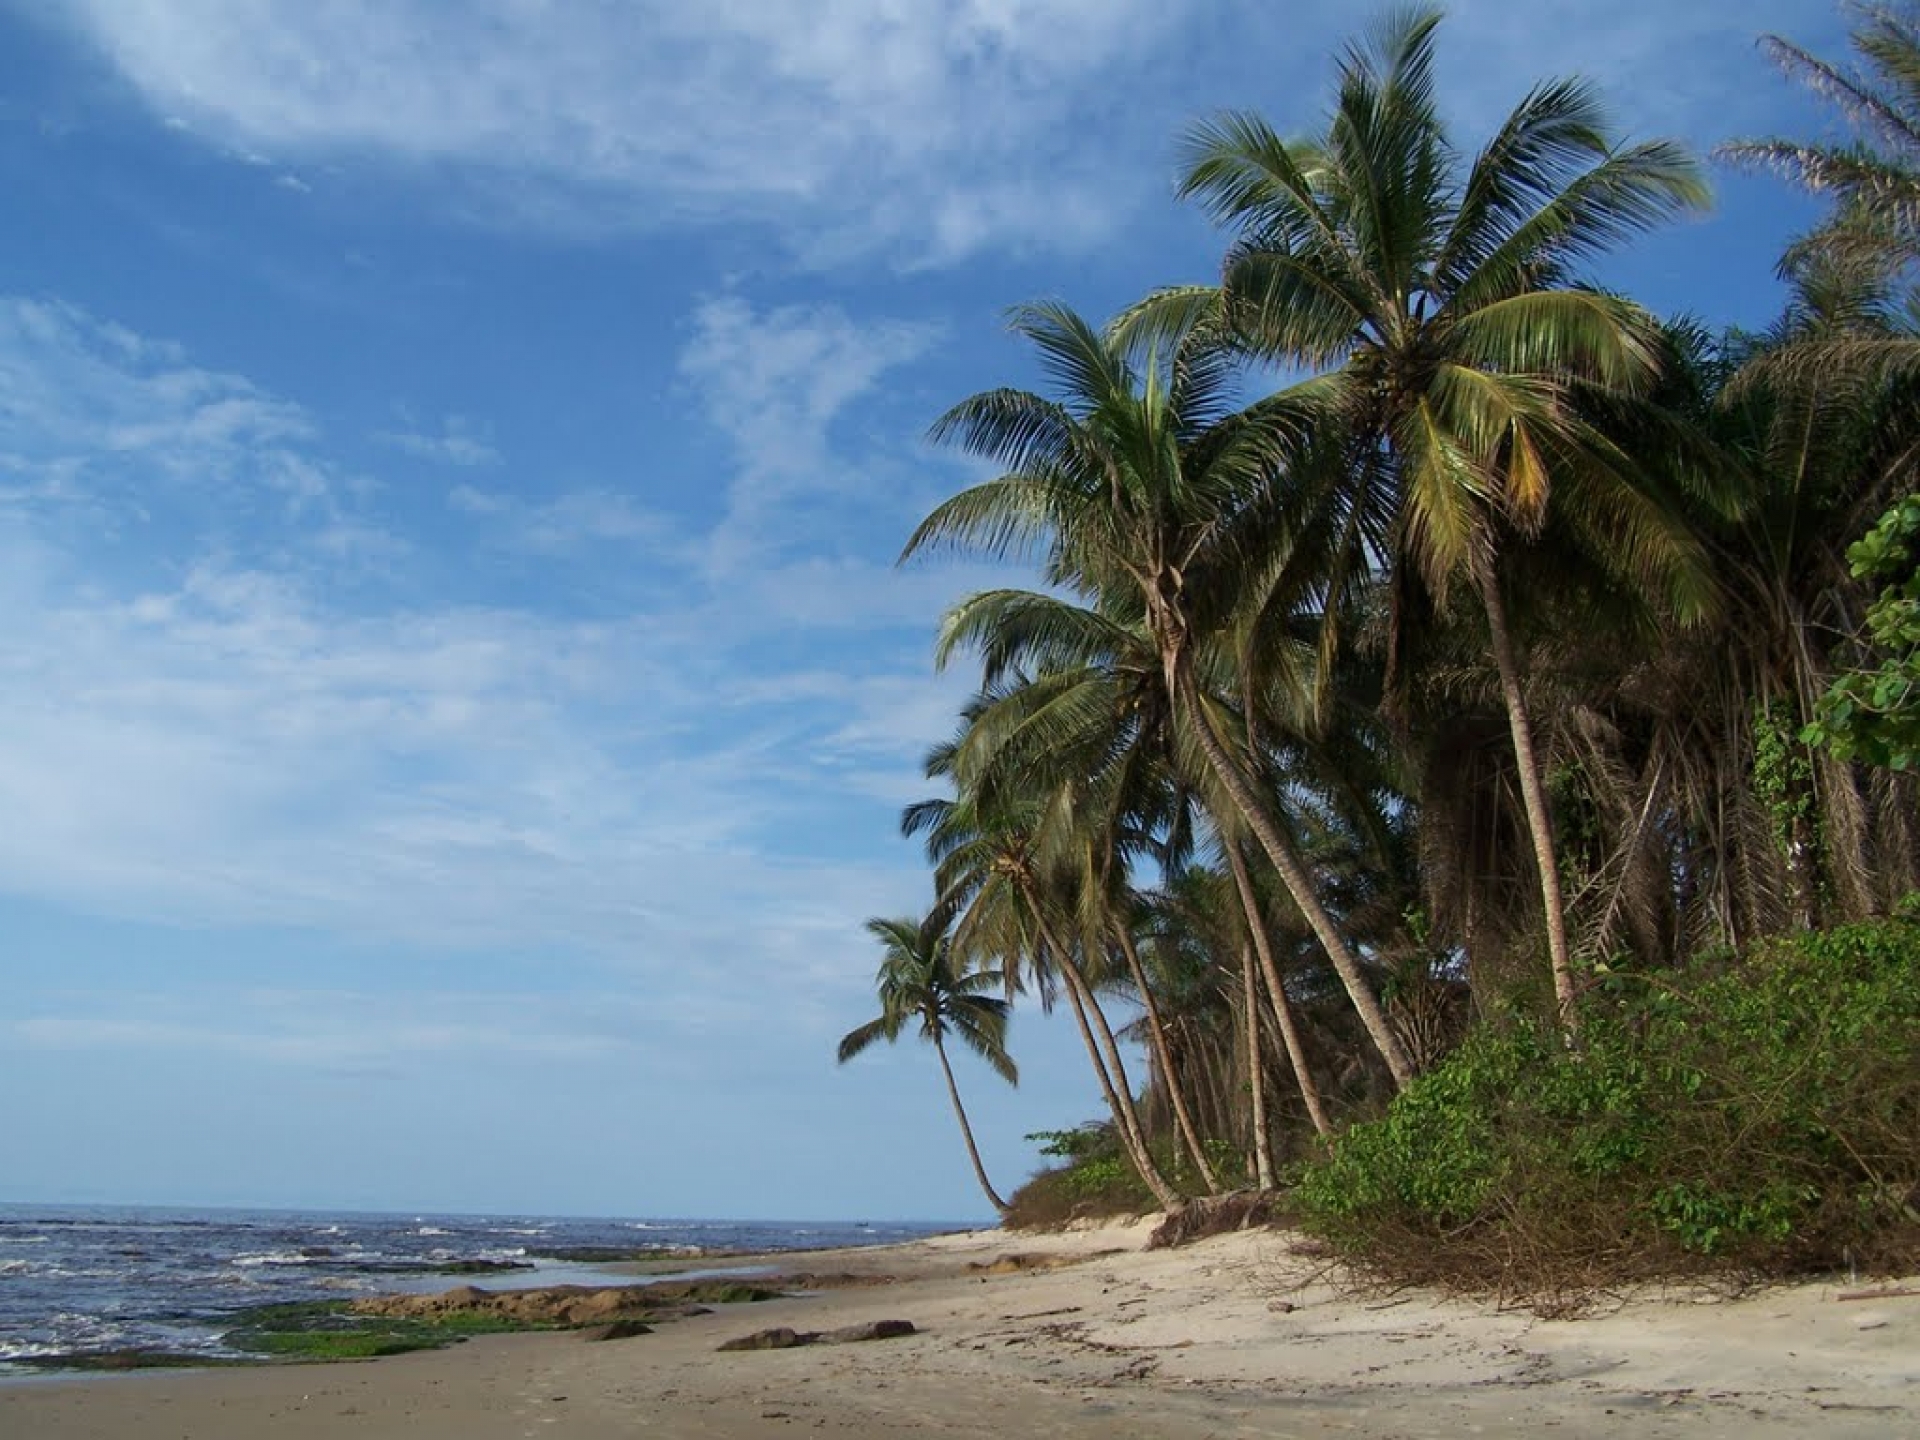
[3, 1219, 1915, 1438]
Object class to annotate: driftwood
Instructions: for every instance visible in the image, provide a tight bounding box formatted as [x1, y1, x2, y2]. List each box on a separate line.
[717, 1320, 917, 1352]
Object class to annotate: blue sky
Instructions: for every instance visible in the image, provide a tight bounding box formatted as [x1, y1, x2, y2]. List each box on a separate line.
[0, 1, 1847, 1221]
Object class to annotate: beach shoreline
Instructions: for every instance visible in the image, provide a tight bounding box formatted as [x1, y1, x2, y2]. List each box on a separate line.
[4, 1217, 1915, 1437]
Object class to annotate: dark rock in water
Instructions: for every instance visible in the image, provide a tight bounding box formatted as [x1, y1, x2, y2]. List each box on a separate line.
[718, 1326, 809, 1351]
[822, 1319, 916, 1344]
[528, 1245, 709, 1263]
[432, 1258, 536, 1275]
[581, 1319, 654, 1342]
[301, 1246, 337, 1258]
[331, 1256, 534, 1276]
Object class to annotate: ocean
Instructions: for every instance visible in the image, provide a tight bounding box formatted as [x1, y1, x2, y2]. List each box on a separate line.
[0, 1203, 961, 1373]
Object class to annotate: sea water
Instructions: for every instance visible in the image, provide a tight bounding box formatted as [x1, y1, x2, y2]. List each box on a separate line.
[0, 1203, 958, 1372]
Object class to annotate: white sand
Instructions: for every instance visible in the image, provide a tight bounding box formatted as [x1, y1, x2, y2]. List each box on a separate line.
[4, 1219, 1914, 1438]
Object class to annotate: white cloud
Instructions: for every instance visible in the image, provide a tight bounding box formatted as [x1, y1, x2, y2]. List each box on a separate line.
[1, 297, 308, 470]
[0, 296, 954, 1015]
[376, 413, 500, 468]
[37, 1, 1847, 267]
[0, 520, 930, 992]
[0, 295, 363, 550]
[48, 0, 1180, 263]
[447, 483, 508, 516]
[677, 294, 940, 567]
[447, 484, 680, 556]
[679, 296, 940, 473]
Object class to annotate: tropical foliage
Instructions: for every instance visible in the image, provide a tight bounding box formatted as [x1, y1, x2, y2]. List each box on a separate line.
[838, 3, 1920, 1280]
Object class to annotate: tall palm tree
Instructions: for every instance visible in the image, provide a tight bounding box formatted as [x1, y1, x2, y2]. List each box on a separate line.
[907, 715, 1189, 1213]
[933, 584, 1223, 1188]
[837, 912, 1018, 1216]
[907, 300, 1418, 1089]
[1726, 2, 1920, 298]
[1611, 302, 1920, 940]
[1163, 6, 1711, 1024]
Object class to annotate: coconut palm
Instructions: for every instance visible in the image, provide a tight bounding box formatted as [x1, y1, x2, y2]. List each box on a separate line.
[1161, 6, 1711, 1024]
[1626, 301, 1920, 938]
[907, 299, 1418, 1089]
[906, 715, 1190, 1213]
[1726, 3, 1920, 295]
[837, 911, 1018, 1216]
[933, 585, 1223, 1188]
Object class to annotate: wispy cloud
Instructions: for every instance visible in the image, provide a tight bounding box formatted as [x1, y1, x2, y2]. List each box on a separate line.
[677, 294, 941, 568]
[377, 413, 500, 468]
[47, 0, 1180, 263]
[1, 297, 309, 475]
[0, 294, 961, 1020]
[38, 1, 1845, 267]
[446, 484, 679, 556]
[0, 295, 369, 559]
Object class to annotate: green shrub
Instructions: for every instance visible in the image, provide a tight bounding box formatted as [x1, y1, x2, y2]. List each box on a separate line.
[1004, 1124, 1161, 1227]
[1293, 915, 1920, 1302]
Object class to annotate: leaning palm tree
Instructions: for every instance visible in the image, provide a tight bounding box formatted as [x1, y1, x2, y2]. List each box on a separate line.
[906, 728, 1188, 1212]
[933, 585, 1223, 1188]
[1160, 6, 1711, 1025]
[907, 299, 1418, 1089]
[837, 911, 1018, 1216]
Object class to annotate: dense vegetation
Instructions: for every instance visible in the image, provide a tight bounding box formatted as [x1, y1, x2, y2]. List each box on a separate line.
[1297, 912, 1920, 1298]
[841, 3, 1920, 1293]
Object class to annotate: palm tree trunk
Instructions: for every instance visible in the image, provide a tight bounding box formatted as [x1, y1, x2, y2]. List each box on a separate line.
[1225, 837, 1335, 1137]
[1113, 924, 1222, 1192]
[1473, 553, 1578, 1030]
[1172, 661, 1416, 1089]
[1058, 967, 1187, 1213]
[932, 1034, 1011, 1216]
[1240, 943, 1276, 1189]
[1027, 900, 1186, 1213]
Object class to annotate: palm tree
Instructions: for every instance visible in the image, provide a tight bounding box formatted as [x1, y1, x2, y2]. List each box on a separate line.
[907, 300, 1418, 1089]
[1163, 6, 1711, 1025]
[933, 584, 1223, 1188]
[1618, 302, 1920, 939]
[837, 911, 1018, 1216]
[906, 721, 1189, 1213]
[1726, 2, 1920, 299]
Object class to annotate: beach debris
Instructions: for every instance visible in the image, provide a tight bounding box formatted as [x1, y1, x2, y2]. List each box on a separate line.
[719, 1326, 808, 1351]
[581, 1319, 655, 1342]
[823, 1319, 917, 1344]
[1147, 1191, 1278, 1249]
[717, 1320, 917, 1352]
[967, 1251, 1114, 1275]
